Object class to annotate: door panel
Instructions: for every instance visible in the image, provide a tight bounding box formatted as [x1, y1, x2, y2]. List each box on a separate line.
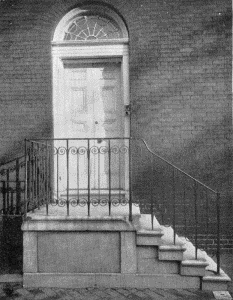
[64, 63, 123, 139]
[65, 68, 93, 138]
[55, 61, 127, 192]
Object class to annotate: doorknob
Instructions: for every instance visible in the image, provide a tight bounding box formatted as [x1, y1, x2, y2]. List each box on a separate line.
[95, 121, 98, 124]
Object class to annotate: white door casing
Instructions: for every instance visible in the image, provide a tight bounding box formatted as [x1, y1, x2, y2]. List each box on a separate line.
[52, 44, 130, 139]
[52, 45, 130, 194]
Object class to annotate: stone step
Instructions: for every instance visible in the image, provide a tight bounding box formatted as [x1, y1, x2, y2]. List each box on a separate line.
[136, 230, 163, 246]
[0, 274, 22, 283]
[202, 272, 231, 291]
[158, 244, 186, 261]
[23, 272, 201, 289]
[180, 260, 209, 277]
[137, 246, 180, 275]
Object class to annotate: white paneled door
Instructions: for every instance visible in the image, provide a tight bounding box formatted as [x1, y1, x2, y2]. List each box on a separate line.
[54, 61, 128, 193]
[64, 62, 123, 139]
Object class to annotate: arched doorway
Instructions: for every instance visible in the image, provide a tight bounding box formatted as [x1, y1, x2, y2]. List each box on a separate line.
[52, 4, 130, 140]
[52, 4, 130, 196]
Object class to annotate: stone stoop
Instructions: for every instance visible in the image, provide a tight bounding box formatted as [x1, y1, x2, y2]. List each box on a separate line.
[21, 209, 231, 290]
[180, 260, 209, 276]
[158, 244, 186, 261]
[135, 228, 231, 292]
[202, 273, 231, 291]
[136, 230, 163, 246]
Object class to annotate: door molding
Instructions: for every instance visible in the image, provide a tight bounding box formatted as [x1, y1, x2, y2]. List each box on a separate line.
[52, 44, 130, 138]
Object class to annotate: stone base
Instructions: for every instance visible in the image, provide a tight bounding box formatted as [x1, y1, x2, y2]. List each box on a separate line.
[22, 205, 141, 287]
[23, 273, 200, 289]
[22, 205, 231, 290]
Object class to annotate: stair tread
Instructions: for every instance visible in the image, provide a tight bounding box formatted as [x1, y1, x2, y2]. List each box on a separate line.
[202, 273, 231, 282]
[181, 260, 209, 267]
[159, 245, 186, 251]
[137, 230, 163, 236]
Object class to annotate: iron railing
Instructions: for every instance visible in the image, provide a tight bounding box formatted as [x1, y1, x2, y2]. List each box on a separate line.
[0, 156, 25, 216]
[24, 138, 137, 220]
[0, 138, 223, 274]
[131, 139, 222, 274]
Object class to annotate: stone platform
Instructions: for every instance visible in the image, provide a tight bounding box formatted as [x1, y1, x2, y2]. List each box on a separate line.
[22, 204, 231, 290]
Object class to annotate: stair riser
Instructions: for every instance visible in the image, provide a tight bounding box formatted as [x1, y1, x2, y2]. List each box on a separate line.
[201, 281, 229, 291]
[181, 267, 207, 277]
[137, 236, 162, 246]
[159, 252, 184, 261]
[138, 258, 179, 274]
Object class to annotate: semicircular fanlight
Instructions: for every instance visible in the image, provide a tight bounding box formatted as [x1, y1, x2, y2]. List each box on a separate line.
[64, 15, 122, 41]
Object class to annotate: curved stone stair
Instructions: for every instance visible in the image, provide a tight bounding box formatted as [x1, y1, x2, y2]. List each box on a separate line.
[135, 214, 231, 291]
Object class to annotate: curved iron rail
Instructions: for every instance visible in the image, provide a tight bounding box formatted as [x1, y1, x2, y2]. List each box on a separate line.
[136, 138, 221, 274]
[138, 138, 218, 194]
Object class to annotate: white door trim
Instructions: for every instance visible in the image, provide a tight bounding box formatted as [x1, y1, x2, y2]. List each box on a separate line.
[52, 43, 130, 138]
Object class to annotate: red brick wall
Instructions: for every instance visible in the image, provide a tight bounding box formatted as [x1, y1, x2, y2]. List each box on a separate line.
[0, 0, 232, 230]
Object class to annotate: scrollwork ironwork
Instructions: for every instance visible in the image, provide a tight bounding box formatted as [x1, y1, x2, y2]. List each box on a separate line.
[70, 147, 78, 155]
[90, 146, 99, 155]
[78, 147, 87, 155]
[99, 146, 109, 154]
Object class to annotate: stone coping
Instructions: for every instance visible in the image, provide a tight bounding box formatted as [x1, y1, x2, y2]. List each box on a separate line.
[26, 204, 140, 219]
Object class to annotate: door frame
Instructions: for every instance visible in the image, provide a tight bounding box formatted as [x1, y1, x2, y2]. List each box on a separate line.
[52, 43, 130, 139]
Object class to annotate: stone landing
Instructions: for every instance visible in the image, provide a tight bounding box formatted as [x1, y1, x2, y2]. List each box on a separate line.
[22, 205, 231, 290]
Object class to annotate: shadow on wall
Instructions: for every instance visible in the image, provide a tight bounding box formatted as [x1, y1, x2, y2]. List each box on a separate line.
[0, 120, 53, 166]
[131, 114, 232, 233]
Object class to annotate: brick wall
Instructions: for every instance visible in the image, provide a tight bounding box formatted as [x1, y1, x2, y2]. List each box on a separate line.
[189, 234, 233, 254]
[0, 0, 232, 232]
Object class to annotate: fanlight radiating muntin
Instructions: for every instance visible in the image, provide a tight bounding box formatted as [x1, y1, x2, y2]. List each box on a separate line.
[64, 15, 122, 41]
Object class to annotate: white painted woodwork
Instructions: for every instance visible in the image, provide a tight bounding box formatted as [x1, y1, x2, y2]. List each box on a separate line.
[63, 62, 123, 139]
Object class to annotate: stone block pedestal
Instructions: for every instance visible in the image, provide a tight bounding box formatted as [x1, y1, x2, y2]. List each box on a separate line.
[22, 205, 139, 288]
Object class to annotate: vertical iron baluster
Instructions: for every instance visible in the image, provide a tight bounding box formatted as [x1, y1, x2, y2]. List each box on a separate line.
[38, 144, 42, 208]
[24, 140, 28, 219]
[150, 154, 154, 230]
[42, 146, 45, 205]
[56, 145, 59, 204]
[77, 149, 79, 204]
[129, 138, 132, 222]
[183, 177, 187, 238]
[66, 139, 69, 216]
[161, 179, 165, 225]
[34, 146, 38, 209]
[16, 158, 20, 214]
[10, 190, 14, 214]
[98, 144, 100, 202]
[6, 169, 9, 212]
[118, 142, 121, 203]
[172, 168, 176, 244]
[87, 139, 90, 216]
[36, 143, 40, 209]
[205, 189, 209, 252]
[108, 139, 111, 216]
[216, 192, 221, 275]
[46, 141, 49, 215]
[28, 145, 32, 211]
[2, 181, 6, 215]
[32, 143, 35, 210]
[194, 180, 198, 260]
[43, 146, 46, 206]
[49, 145, 51, 203]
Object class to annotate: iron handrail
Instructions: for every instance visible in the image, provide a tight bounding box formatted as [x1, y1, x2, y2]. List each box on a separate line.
[0, 155, 24, 168]
[137, 138, 221, 274]
[138, 138, 218, 195]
